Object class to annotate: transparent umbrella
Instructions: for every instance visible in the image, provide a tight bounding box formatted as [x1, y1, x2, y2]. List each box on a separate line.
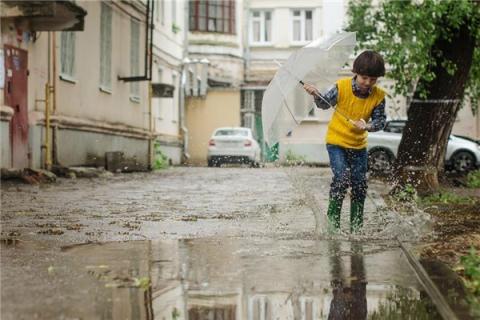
[261, 32, 356, 146]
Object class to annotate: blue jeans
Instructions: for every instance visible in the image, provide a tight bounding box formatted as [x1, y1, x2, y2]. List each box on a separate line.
[326, 144, 368, 203]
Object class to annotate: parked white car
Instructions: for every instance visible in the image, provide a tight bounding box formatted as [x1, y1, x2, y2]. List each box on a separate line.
[207, 127, 261, 167]
[368, 120, 480, 173]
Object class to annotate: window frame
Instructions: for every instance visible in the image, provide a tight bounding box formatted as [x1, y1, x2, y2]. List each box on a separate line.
[290, 9, 313, 44]
[60, 31, 76, 82]
[99, 2, 112, 93]
[250, 10, 272, 45]
[130, 18, 141, 103]
[189, 0, 236, 34]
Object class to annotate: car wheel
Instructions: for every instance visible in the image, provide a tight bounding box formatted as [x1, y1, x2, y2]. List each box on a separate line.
[451, 151, 476, 173]
[368, 149, 393, 173]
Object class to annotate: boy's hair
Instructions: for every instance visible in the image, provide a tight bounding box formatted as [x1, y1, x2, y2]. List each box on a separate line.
[352, 50, 385, 77]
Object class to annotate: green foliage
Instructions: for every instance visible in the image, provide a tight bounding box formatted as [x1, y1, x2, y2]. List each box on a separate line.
[172, 308, 181, 319]
[285, 150, 306, 166]
[133, 276, 151, 291]
[154, 142, 169, 170]
[172, 23, 181, 34]
[419, 191, 475, 205]
[347, 0, 480, 108]
[460, 248, 480, 317]
[391, 183, 417, 202]
[467, 170, 480, 188]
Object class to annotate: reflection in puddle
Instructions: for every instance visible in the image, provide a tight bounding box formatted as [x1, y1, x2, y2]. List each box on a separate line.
[2, 238, 440, 320]
[3, 239, 440, 319]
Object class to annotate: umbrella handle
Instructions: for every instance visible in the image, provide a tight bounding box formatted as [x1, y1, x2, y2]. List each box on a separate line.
[301, 80, 356, 124]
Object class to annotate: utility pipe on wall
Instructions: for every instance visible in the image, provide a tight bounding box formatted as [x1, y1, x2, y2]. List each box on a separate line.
[44, 32, 52, 170]
[148, 82, 153, 169]
[52, 31, 58, 165]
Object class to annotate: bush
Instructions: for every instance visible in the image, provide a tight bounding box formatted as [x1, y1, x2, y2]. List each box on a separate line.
[285, 150, 306, 166]
[154, 143, 169, 170]
[467, 170, 480, 188]
[391, 183, 418, 203]
[460, 248, 480, 317]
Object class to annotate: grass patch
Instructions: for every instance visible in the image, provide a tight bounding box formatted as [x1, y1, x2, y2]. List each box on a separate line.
[467, 170, 480, 188]
[458, 248, 480, 317]
[418, 191, 476, 206]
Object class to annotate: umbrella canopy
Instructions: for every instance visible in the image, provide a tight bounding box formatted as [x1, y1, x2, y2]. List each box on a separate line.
[261, 32, 356, 146]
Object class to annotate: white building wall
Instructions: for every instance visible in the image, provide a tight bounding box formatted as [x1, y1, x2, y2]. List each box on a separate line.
[151, 0, 186, 165]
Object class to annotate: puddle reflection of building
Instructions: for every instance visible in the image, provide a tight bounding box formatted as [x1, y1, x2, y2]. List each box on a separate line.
[327, 241, 367, 320]
[146, 239, 424, 320]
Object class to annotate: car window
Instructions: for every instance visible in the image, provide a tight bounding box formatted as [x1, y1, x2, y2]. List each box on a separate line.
[215, 129, 249, 137]
[384, 122, 406, 133]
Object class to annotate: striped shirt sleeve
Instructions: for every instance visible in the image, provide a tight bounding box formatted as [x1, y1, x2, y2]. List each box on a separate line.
[314, 85, 338, 110]
[367, 99, 387, 132]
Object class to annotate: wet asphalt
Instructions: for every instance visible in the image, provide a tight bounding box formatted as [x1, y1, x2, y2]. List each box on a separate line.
[1, 166, 439, 319]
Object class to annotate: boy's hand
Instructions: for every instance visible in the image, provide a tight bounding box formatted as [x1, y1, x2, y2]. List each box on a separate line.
[303, 83, 320, 97]
[352, 119, 369, 131]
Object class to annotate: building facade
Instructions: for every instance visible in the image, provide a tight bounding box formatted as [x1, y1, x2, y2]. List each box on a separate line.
[151, 0, 186, 166]
[184, 0, 245, 164]
[1, 0, 153, 171]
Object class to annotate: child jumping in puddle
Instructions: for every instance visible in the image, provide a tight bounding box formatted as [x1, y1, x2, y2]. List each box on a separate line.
[303, 50, 387, 233]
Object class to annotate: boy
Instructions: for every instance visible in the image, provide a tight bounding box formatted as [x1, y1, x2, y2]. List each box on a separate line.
[303, 50, 387, 233]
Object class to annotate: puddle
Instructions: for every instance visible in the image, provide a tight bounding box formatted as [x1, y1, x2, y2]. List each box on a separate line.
[1, 238, 442, 319]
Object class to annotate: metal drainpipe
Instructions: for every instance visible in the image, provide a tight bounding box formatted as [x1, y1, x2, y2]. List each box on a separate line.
[52, 31, 58, 166]
[44, 32, 52, 171]
[243, 0, 250, 84]
[148, 82, 154, 169]
[180, 0, 190, 161]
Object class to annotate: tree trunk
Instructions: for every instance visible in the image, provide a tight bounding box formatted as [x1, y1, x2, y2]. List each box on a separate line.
[393, 20, 476, 195]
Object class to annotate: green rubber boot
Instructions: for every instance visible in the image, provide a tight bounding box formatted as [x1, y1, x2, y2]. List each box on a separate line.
[350, 200, 365, 233]
[327, 199, 342, 233]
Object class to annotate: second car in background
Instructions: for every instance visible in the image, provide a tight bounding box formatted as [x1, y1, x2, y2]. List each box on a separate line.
[207, 127, 261, 167]
[367, 120, 480, 173]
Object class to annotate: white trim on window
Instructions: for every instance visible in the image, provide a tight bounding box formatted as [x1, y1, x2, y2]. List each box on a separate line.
[100, 2, 112, 91]
[171, 73, 178, 123]
[60, 31, 76, 80]
[291, 9, 313, 45]
[250, 10, 272, 45]
[130, 18, 140, 102]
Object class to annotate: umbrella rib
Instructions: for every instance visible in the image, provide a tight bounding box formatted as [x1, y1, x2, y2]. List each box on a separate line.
[276, 61, 352, 123]
[273, 77, 302, 126]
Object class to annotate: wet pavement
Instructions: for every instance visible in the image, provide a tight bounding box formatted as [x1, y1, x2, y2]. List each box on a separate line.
[1, 238, 440, 319]
[1, 167, 440, 319]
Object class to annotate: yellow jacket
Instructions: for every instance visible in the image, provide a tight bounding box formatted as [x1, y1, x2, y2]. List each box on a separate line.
[326, 77, 385, 149]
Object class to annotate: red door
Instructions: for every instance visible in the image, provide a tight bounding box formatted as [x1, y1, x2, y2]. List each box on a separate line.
[4, 45, 29, 169]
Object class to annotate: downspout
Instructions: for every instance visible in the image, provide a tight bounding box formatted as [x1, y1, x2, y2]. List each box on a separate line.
[148, 82, 153, 169]
[52, 31, 59, 166]
[243, 0, 250, 84]
[180, 0, 190, 161]
[44, 32, 52, 170]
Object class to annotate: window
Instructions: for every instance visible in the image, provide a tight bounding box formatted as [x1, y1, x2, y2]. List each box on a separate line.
[60, 32, 75, 79]
[172, 0, 176, 25]
[171, 73, 177, 122]
[157, 68, 164, 119]
[100, 3, 112, 91]
[250, 10, 271, 44]
[248, 295, 270, 320]
[189, 0, 236, 34]
[130, 19, 140, 100]
[292, 9, 313, 43]
[157, 0, 165, 25]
